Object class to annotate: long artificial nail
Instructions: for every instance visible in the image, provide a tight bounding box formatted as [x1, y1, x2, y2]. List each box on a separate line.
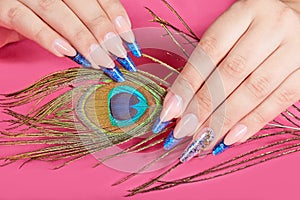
[103, 32, 127, 58]
[89, 44, 115, 69]
[212, 140, 229, 155]
[152, 93, 182, 134]
[152, 117, 172, 134]
[53, 39, 76, 57]
[173, 114, 199, 138]
[180, 128, 215, 163]
[68, 52, 91, 68]
[114, 16, 135, 43]
[101, 67, 125, 82]
[114, 16, 142, 58]
[116, 54, 137, 72]
[126, 41, 142, 58]
[163, 130, 183, 150]
[224, 124, 248, 146]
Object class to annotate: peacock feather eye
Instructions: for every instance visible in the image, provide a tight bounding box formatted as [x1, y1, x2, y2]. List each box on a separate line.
[108, 85, 148, 127]
[75, 70, 164, 137]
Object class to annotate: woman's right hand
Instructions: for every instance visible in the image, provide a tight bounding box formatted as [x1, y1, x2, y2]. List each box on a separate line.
[0, 0, 141, 82]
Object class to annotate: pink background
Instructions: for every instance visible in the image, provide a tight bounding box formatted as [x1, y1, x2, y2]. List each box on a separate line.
[0, 0, 299, 199]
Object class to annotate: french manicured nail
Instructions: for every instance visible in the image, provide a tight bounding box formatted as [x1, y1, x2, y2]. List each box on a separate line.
[53, 39, 76, 57]
[224, 124, 248, 146]
[152, 93, 182, 133]
[68, 52, 91, 68]
[114, 16, 142, 58]
[173, 114, 199, 139]
[114, 16, 135, 43]
[101, 67, 125, 82]
[53, 39, 91, 68]
[126, 41, 142, 58]
[163, 130, 183, 150]
[116, 54, 137, 72]
[152, 117, 172, 134]
[212, 140, 230, 155]
[180, 128, 215, 163]
[103, 32, 127, 58]
[89, 44, 115, 69]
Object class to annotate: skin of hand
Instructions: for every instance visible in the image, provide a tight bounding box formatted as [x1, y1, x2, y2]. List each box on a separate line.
[0, 0, 140, 72]
[155, 0, 300, 160]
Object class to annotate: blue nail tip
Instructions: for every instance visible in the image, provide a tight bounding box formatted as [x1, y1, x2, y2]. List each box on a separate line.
[101, 67, 125, 82]
[126, 41, 142, 58]
[164, 130, 183, 150]
[68, 52, 91, 68]
[152, 117, 171, 134]
[212, 140, 230, 156]
[116, 55, 137, 72]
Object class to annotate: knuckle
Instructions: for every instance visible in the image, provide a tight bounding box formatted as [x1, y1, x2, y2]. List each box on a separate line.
[246, 75, 271, 99]
[275, 87, 297, 107]
[195, 91, 212, 115]
[251, 110, 266, 124]
[175, 73, 198, 94]
[213, 110, 233, 130]
[222, 55, 247, 78]
[199, 36, 218, 60]
[71, 27, 88, 43]
[7, 6, 24, 24]
[33, 26, 49, 44]
[88, 15, 112, 34]
[37, 0, 57, 11]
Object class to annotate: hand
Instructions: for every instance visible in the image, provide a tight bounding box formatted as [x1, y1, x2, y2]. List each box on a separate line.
[0, 0, 142, 82]
[153, 0, 300, 162]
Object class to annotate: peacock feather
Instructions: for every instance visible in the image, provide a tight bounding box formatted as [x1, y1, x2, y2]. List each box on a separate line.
[0, 0, 300, 197]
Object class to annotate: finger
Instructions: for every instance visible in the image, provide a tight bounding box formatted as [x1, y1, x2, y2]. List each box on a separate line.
[98, 0, 141, 57]
[63, 0, 136, 71]
[20, 0, 99, 57]
[20, 0, 129, 80]
[152, 1, 254, 133]
[177, 44, 300, 161]
[0, 0, 76, 57]
[224, 68, 300, 148]
[172, 16, 285, 139]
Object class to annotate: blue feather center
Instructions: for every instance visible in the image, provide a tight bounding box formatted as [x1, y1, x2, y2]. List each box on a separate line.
[108, 86, 148, 127]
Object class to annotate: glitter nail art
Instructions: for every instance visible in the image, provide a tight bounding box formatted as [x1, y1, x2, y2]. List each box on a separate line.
[68, 52, 91, 68]
[116, 55, 137, 72]
[126, 41, 142, 58]
[163, 130, 183, 150]
[152, 117, 172, 134]
[101, 67, 125, 82]
[180, 128, 215, 163]
[212, 140, 229, 155]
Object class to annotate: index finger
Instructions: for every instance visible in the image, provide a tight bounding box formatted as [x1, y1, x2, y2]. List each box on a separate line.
[152, 1, 254, 133]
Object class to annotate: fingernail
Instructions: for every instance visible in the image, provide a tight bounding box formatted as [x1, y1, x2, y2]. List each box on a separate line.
[126, 41, 142, 58]
[116, 54, 137, 72]
[163, 130, 183, 150]
[152, 93, 182, 134]
[68, 52, 91, 68]
[103, 32, 127, 58]
[101, 67, 125, 82]
[53, 39, 76, 57]
[212, 140, 230, 155]
[114, 16, 135, 43]
[180, 128, 215, 163]
[160, 93, 182, 122]
[224, 124, 248, 146]
[173, 114, 199, 139]
[89, 44, 115, 69]
[152, 117, 172, 134]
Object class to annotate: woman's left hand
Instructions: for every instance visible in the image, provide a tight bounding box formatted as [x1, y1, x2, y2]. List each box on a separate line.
[153, 0, 300, 162]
